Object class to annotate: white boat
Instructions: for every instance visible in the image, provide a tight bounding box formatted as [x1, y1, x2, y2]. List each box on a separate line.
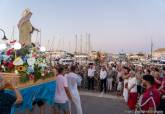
[59, 58, 74, 65]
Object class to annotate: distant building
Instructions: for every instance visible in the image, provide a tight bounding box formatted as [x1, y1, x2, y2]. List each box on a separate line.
[153, 48, 165, 59]
[89, 51, 98, 60]
[47, 50, 73, 59]
[119, 53, 127, 61]
[127, 52, 146, 61]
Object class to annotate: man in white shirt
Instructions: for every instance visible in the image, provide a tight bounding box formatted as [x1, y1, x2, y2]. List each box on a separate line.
[53, 67, 72, 114]
[66, 65, 83, 114]
[100, 66, 107, 94]
[87, 64, 95, 90]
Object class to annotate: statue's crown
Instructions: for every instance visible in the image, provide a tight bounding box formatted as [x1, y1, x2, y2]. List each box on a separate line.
[22, 8, 32, 17]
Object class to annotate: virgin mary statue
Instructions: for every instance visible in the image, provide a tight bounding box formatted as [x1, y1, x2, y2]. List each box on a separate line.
[18, 9, 39, 46]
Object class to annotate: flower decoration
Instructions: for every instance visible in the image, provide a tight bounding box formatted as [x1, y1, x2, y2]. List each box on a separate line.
[28, 74, 34, 80]
[7, 61, 14, 69]
[36, 57, 44, 64]
[27, 57, 36, 66]
[0, 55, 3, 64]
[15, 70, 19, 75]
[41, 73, 45, 77]
[16, 65, 26, 72]
[13, 57, 24, 66]
[22, 55, 28, 63]
[10, 40, 16, 44]
[39, 63, 47, 69]
[32, 53, 37, 58]
[2, 61, 7, 66]
[1, 65, 6, 72]
[27, 66, 34, 74]
[2, 55, 10, 61]
[0, 42, 53, 83]
[6, 49, 14, 56]
[34, 64, 42, 82]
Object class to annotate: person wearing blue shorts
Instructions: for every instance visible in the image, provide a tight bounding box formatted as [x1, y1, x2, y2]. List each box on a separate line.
[53, 67, 72, 114]
[53, 101, 70, 113]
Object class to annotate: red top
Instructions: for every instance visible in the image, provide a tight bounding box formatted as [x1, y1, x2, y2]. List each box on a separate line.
[141, 86, 160, 111]
[153, 78, 161, 89]
[160, 77, 165, 95]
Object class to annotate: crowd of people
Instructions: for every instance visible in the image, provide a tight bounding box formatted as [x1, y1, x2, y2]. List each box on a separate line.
[54, 61, 165, 114]
[74, 62, 165, 114]
[0, 61, 165, 114]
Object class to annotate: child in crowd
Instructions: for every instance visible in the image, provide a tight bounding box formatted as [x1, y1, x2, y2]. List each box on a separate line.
[117, 77, 123, 96]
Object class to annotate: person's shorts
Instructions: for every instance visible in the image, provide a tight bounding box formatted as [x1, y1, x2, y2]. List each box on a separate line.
[137, 85, 142, 94]
[53, 102, 70, 112]
[32, 99, 45, 107]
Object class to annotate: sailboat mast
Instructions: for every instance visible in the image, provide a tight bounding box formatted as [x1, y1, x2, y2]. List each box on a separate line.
[39, 29, 42, 46]
[57, 37, 61, 51]
[62, 37, 64, 51]
[11, 26, 15, 40]
[151, 38, 153, 61]
[88, 33, 91, 54]
[75, 34, 78, 54]
[80, 34, 83, 54]
[68, 41, 71, 52]
[86, 33, 88, 54]
[50, 37, 55, 51]
[46, 40, 50, 51]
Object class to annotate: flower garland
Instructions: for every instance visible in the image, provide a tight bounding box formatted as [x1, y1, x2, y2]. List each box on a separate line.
[0, 42, 54, 83]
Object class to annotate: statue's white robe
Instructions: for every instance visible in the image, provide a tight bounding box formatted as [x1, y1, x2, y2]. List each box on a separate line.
[19, 21, 33, 46]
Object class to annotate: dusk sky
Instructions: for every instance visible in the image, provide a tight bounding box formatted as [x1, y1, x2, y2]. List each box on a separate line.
[0, 0, 165, 53]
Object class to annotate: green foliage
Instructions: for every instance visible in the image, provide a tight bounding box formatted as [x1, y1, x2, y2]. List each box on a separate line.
[34, 65, 42, 82]
[20, 74, 29, 83]
[46, 71, 54, 78]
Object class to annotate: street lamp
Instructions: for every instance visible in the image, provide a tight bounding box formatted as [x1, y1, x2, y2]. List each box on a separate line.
[0, 43, 7, 51]
[40, 46, 46, 52]
[0, 28, 8, 40]
[14, 42, 21, 50]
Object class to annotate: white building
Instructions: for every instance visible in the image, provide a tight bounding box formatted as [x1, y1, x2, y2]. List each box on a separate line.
[153, 48, 165, 59]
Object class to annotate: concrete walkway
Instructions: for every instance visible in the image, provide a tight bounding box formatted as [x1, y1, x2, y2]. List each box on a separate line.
[80, 91, 124, 100]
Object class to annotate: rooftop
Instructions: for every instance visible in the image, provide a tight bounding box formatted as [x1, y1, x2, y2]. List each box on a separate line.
[154, 48, 165, 53]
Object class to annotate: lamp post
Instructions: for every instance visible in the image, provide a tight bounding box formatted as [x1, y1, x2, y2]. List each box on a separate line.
[0, 28, 8, 40]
